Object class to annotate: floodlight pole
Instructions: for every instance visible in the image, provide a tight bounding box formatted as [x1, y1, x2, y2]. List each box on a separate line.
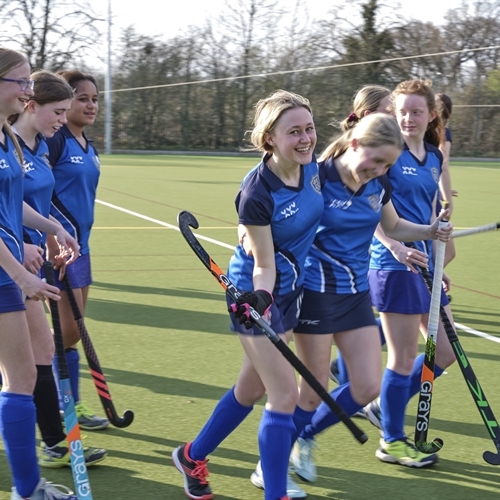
[104, 0, 112, 154]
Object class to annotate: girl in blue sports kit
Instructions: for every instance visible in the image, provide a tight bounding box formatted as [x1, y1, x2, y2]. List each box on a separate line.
[285, 113, 452, 483]
[11, 70, 107, 470]
[0, 47, 80, 500]
[366, 79, 457, 468]
[45, 70, 108, 431]
[173, 90, 323, 500]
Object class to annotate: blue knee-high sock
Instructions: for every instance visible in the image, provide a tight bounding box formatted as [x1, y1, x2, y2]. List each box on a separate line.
[300, 383, 363, 440]
[190, 387, 253, 460]
[380, 369, 411, 442]
[259, 409, 295, 500]
[291, 406, 315, 445]
[65, 348, 80, 404]
[0, 393, 39, 498]
[409, 354, 445, 398]
[335, 318, 386, 386]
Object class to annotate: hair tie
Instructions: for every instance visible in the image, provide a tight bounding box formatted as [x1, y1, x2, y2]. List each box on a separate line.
[347, 112, 359, 123]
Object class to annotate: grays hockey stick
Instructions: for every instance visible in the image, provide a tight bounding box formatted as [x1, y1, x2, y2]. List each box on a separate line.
[178, 210, 368, 444]
[413, 225, 447, 454]
[45, 262, 94, 500]
[418, 265, 500, 465]
[62, 274, 134, 428]
[453, 222, 499, 239]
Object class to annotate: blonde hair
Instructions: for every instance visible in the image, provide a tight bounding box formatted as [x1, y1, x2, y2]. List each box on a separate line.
[340, 85, 391, 131]
[247, 90, 313, 153]
[0, 47, 28, 165]
[319, 113, 403, 161]
[393, 79, 444, 148]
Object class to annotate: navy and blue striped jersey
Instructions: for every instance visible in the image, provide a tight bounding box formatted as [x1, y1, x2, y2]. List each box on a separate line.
[228, 156, 323, 296]
[370, 142, 443, 270]
[0, 130, 24, 286]
[304, 157, 391, 294]
[46, 125, 100, 254]
[17, 134, 55, 248]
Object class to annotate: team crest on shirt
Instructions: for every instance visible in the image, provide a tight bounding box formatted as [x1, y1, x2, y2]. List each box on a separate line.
[310, 174, 321, 194]
[431, 167, 439, 183]
[0, 159, 8, 169]
[41, 152, 51, 168]
[368, 189, 385, 212]
[23, 161, 35, 174]
[93, 155, 100, 170]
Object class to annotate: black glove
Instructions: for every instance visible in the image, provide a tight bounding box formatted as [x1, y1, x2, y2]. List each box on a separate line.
[228, 289, 274, 329]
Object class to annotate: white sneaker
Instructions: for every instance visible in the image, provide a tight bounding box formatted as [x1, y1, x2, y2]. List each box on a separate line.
[11, 478, 77, 499]
[290, 437, 318, 482]
[364, 399, 382, 430]
[250, 460, 307, 499]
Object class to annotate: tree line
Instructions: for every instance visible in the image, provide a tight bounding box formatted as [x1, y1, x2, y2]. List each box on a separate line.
[2, 0, 500, 156]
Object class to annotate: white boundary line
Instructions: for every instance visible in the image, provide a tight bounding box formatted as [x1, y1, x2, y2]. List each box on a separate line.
[97, 199, 500, 345]
[96, 199, 235, 250]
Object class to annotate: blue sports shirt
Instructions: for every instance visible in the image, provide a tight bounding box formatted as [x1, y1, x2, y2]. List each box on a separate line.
[47, 125, 100, 254]
[228, 155, 323, 296]
[17, 134, 55, 248]
[304, 156, 391, 294]
[370, 142, 443, 270]
[0, 130, 25, 286]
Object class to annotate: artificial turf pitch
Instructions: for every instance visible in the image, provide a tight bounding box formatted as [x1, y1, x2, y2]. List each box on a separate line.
[0, 155, 499, 499]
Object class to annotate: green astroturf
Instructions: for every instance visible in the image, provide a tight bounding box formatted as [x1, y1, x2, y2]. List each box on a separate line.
[0, 156, 499, 499]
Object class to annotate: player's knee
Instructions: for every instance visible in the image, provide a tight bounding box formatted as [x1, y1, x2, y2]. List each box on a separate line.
[351, 380, 380, 406]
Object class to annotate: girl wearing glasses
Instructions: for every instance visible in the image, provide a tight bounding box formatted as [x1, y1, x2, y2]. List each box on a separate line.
[0, 47, 80, 499]
[9, 69, 107, 471]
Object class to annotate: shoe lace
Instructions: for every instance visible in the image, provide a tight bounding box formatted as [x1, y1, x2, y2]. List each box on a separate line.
[42, 482, 75, 499]
[75, 403, 95, 418]
[190, 459, 210, 485]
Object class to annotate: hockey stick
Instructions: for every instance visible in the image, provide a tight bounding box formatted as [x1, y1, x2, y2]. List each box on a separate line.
[453, 222, 499, 239]
[178, 210, 368, 444]
[44, 262, 93, 500]
[413, 224, 447, 454]
[417, 265, 500, 465]
[62, 274, 134, 428]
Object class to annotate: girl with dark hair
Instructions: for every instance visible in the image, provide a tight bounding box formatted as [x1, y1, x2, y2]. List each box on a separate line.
[45, 70, 108, 431]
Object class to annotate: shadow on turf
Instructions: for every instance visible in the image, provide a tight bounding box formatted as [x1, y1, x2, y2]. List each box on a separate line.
[92, 280, 223, 301]
[86, 297, 232, 335]
[79, 367, 266, 405]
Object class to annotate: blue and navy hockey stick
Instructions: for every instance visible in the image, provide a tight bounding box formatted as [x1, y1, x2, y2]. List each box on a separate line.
[44, 262, 94, 499]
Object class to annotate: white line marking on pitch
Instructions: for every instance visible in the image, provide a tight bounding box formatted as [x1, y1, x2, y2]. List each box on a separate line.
[96, 199, 235, 250]
[97, 199, 500, 345]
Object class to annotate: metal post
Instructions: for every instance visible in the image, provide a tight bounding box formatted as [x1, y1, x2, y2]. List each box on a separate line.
[104, 0, 112, 154]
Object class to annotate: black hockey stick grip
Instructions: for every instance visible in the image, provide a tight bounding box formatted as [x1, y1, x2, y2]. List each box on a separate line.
[62, 274, 134, 428]
[178, 210, 368, 444]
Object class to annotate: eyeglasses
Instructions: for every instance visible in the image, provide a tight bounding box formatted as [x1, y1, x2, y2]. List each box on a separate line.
[0, 78, 35, 91]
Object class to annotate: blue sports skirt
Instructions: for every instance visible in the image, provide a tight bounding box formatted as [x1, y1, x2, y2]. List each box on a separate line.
[369, 269, 449, 314]
[295, 289, 377, 334]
